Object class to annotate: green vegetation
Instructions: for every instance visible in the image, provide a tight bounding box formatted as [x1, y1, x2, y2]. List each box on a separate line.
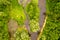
[29, 20, 40, 32]
[0, 0, 10, 40]
[14, 27, 30, 40]
[26, 0, 40, 32]
[0, 0, 60, 40]
[0, 0, 39, 40]
[9, 0, 26, 26]
[40, 0, 60, 40]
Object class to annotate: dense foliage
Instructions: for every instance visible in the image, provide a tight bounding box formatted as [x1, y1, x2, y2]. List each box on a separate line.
[1, 0, 60, 40]
[0, 0, 10, 40]
[0, 12, 9, 40]
[29, 20, 40, 32]
[14, 27, 30, 40]
[0, 0, 40, 40]
[9, 0, 26, 26]
[26, 0, 40, 32]
[40, 0, 60, 40]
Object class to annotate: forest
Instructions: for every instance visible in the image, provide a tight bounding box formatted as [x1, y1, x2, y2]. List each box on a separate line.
[0, 0, 60, 40]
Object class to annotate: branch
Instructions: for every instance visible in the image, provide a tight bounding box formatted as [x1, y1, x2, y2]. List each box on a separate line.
[37, 16, 47, 40]
[23, 7, 31, 33]
[37, 0, 47, 40]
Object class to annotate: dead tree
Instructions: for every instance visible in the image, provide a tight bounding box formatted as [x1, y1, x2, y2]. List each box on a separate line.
[8, 19, 18, 40]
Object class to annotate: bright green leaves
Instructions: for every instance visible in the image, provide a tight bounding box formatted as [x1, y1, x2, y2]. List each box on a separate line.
[46, 0, 60, 13]
[0, 0, 10, 5]
[0, 12, 9, 40]
[10, 6, 26, 26]
[0, 0, 9, 34]
[26, 1, 40, 20]
[0, 0, 11, 40]
[0, 8, 9, 40]
[0, 31, 9, 40]
[26, 1, 40, 32]
[11, 0, 20, 7]
[40, 35, 46, 40]
[29, 20, 40, 32]
[0, 0, 40, 40]
[40, 0, 60, 40]
[8, 0, 26, 26]
[14, 27, 30, 40]
[31, 0, 38, 4]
